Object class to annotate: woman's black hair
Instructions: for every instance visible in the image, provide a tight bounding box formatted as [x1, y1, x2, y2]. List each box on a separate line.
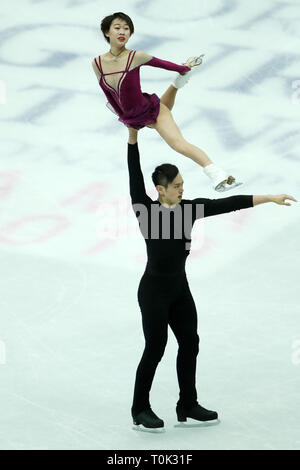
[152, 164, 179, 190]
[100, 12, 134, 43]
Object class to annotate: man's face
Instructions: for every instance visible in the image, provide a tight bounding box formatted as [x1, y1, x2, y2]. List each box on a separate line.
[157, 173, 184, 205]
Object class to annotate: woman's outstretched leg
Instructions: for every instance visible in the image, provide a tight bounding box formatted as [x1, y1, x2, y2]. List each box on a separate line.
[157, 70, 210, 164]
[160, 85, 178, 112]
[160, 68, 193, 111]
[148, 101, 212, 167]
[147, 102, 239, 191]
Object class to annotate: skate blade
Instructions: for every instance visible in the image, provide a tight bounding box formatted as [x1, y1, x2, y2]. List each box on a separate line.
[132, 424, 166, 433]
[215, 181, 243, 192]
[186, 54, 205, 67]
[174, 418, 220, 428]
[194, 54, 205, 65]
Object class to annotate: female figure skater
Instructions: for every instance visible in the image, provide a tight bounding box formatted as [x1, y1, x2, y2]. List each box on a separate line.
[92, 12, 241, 192]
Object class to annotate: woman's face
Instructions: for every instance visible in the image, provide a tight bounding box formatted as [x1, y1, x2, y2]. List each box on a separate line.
[105, 18, 131, 46]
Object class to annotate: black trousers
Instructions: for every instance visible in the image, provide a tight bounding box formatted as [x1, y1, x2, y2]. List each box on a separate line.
[131, 270, 200, 417]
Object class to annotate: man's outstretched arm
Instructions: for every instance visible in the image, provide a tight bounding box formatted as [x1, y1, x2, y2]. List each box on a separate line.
[192, 193, 298, 219]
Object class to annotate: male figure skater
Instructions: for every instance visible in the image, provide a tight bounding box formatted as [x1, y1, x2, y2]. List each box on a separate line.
[127, 124, 297, 433]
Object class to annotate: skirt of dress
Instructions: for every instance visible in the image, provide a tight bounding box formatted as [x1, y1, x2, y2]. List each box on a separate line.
[106, 93, 161, 130]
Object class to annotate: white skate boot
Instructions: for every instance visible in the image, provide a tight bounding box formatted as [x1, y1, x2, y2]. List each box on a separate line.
[172, 68, 193, 89]
[172, 54, 204, 88]
[203, 164, 243, 192]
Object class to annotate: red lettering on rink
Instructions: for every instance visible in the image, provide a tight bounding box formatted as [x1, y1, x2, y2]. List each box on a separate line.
[189, 237, 214, 258]
[0, 215, 71, 245]
[227, 209, 251, 232]
[135, 253, 147, 264]
[0, 171, 21, 200]
[61, 182, 110, 212]
[84, 239, 115, 254]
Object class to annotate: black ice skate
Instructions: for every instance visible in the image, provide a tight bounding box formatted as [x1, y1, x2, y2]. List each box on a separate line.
[132, 408, 165, 433]
[175, 403, 220, 427]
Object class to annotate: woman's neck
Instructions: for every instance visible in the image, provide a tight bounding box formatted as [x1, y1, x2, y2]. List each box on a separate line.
[108, 45, 128, 59]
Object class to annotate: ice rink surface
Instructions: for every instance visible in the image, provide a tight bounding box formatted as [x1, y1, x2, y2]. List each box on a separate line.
[0, 0, 300, 450]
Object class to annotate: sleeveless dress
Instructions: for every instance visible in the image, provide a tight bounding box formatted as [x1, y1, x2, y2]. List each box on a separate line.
[93, 50, 191, 130]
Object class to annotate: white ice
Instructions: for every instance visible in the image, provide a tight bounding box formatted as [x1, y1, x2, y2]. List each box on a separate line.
[0, 0, 300, 450]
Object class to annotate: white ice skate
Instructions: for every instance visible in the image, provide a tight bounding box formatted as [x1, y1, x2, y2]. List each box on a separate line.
[203, 164, 243, 192]
[215, 177, 243, 192]
[172, 54, 204, 89]
[172, 68, 193, 89]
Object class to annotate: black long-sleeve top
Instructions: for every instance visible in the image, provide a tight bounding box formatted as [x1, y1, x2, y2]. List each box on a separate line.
[127, 143, 253, 276]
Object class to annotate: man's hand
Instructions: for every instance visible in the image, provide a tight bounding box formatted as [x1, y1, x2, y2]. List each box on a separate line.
[271, 194, 298, 206]
[127, 126, 139, 145]
[253, 194, 298, 206]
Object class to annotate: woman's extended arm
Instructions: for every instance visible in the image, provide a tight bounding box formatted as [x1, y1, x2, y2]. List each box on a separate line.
[135, 50, 191, 75]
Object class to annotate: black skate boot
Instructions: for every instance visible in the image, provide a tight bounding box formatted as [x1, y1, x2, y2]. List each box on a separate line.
[132, 408, 165, 433]
[175, 403, 220, 427]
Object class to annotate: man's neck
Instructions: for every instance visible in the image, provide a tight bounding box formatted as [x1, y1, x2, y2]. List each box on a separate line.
[158, 197, 177, 209]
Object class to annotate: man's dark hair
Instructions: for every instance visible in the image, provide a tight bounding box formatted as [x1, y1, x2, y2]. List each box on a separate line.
[152, 164, 179, 190]
[100, 12, 134, 43]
